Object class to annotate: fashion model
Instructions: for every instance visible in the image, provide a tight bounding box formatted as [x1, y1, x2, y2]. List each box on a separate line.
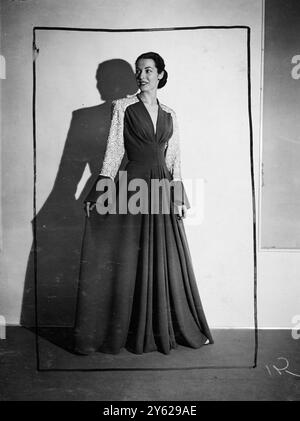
[74, 52, 213, 355]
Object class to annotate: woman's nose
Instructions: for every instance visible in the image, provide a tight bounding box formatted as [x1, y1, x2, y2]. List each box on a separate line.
[138, 70, 146, 80]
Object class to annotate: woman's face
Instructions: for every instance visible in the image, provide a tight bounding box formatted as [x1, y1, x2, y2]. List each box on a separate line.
[135, 58, 163, 92]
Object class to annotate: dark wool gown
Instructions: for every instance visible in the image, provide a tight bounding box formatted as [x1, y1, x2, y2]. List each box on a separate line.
[73, 93, 213, 355]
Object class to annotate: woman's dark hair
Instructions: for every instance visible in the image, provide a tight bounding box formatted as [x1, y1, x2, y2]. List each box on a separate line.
[135, 52, 168, 89]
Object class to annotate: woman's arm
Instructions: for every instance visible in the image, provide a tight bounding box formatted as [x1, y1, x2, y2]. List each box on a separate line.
[84, 99, 125, 213]
[165, 109, 181, 181]
[165, 110, 191, 210]
[99, 99, 125, 180]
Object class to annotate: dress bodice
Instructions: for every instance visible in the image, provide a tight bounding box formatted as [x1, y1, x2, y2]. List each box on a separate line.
[99, 94, 182, 181]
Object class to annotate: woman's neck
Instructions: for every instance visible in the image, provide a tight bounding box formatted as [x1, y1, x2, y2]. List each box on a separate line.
[138, 91, 158, 106]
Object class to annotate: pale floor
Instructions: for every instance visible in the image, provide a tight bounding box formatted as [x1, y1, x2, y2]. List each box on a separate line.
[0, 327, 299, 401]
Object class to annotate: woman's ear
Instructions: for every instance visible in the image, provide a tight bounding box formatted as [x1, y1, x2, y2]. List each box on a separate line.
[158, 70, 164, 80]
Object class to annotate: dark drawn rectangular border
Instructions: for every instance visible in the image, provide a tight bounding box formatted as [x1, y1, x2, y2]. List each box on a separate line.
[32, 25, 257, 372]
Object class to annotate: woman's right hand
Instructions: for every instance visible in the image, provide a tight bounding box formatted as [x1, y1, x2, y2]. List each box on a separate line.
[84, 196, 114, 217]
[84, 175, 114, 217]
[84, 201, 96, 218]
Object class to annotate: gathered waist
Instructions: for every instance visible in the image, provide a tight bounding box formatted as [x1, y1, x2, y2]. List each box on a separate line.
[124, 158, 171, 179]
[127, 149, 167, 165]
[127, 159, 166, 166]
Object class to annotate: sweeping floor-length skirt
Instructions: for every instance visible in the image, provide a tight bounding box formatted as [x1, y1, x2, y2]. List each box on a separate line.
[73, 161, 213, 355]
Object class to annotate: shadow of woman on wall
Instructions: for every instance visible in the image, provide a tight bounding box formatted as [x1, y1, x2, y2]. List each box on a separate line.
[20, 59, 137, 353]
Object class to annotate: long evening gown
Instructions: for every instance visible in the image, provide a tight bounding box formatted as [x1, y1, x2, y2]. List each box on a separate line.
[73, 93, 213, 355]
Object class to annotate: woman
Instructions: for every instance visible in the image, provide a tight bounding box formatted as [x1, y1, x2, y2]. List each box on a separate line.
[74, 52, 213, 355]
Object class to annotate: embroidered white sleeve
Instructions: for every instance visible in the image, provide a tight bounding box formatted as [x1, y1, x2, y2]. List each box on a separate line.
[99, 99, 125, 180]
[165, 110, 182, 181]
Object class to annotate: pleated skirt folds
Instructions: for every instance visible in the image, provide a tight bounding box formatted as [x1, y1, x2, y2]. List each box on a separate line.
[74, 163, 213, 355]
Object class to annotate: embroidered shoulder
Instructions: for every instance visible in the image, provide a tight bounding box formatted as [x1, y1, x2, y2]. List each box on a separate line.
[159, 103, 175, 116]
[112, 95, 139, 112]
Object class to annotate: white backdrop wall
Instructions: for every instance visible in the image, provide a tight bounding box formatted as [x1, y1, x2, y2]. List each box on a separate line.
[0, 2, 3, 251]
[35, 27, 253, 328]
[1, 0, 299, 328]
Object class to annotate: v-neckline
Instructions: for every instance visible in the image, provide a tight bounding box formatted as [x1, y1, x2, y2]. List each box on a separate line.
[137, 94, 161, 137]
